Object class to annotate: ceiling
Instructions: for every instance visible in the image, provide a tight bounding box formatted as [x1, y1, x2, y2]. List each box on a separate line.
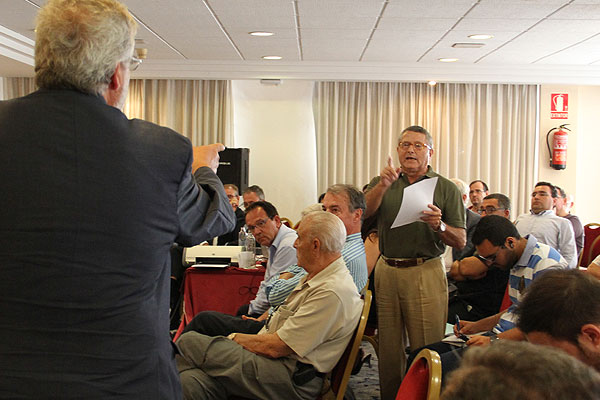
[3, 0, 600, 84]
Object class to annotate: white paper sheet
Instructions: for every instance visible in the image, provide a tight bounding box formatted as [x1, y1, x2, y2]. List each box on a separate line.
[390, 177, 438, 229]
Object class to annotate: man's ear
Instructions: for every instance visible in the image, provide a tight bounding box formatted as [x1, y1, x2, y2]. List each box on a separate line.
[103, 62, 126, 107]
[580, 324, 600, 348]
[354, 208, 363, 223]
[273, 215, 282, 228]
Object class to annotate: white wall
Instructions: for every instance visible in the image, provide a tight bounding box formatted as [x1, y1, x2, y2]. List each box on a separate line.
[232, 80, 317, 224]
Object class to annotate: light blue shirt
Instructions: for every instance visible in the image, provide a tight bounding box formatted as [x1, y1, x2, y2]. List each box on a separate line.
[265, 232, 367, 308]
[248, 224, 297, 315]
[515, 209, 577, 268]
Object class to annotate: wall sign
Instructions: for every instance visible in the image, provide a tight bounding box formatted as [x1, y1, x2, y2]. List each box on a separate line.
[551, 93, 568, 119]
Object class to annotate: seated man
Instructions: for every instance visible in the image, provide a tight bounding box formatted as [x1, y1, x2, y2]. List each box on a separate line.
[176, 211, 363, 399]
[214, 183, 245, 245]
[237, 201, 297, 317]
[517, 269, 600, 372]
[447, 193, 511, 321]
[554, 186, 584, 257]
[514, 181, 577, 268]
[408, 215, 566, 372]
[467, 179, 489, 213]
[182, 184, 368, 336]
[242, 184, 265, 209]
[449, 178, 481, 262]
[441, 341, 600, 399]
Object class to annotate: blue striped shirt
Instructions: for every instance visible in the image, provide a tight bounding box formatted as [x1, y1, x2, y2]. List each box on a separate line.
[495, 235, 566, 333]
[265, 233, 367, 307]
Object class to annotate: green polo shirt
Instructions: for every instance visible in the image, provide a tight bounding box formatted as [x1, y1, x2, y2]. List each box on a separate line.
[367, 166, 465, 259]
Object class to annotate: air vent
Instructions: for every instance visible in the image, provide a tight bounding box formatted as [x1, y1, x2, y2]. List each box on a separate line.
[452, 43, 484, 49]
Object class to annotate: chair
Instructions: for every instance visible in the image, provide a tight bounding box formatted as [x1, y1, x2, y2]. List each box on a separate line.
[579, 223, 600, 267]
[321, 290, 372, 400]
[395, 349, 442, 400]
[280, 217, 294, 228]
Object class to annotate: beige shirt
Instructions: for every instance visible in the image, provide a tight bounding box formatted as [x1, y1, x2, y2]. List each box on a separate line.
[259, 256, 362, 373]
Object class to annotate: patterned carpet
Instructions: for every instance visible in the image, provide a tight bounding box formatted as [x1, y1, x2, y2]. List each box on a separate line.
[346, 342, 380, 400]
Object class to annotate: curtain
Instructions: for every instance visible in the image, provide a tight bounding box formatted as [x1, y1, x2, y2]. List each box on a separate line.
[313, 82, 538, 217]
[1, 77, 232, 146]
[123, 79, 232, 146]
[0, 77, 37, 99]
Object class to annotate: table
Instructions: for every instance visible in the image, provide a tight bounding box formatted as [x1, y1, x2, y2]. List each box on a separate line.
[175, 265, 266, 339]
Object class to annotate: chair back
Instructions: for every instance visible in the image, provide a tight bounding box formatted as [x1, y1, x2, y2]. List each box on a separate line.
[327, 290, 372, 400]
[499, 283, 512, 312]
[579, 223, 600, 267]
[395, 349, 441, 400]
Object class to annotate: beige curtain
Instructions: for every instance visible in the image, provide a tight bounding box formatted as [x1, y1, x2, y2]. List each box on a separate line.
[1, 77, 232, 146]
[123, 79, 232, 146]
[1, 77, 37, 99]
[314, 82, 538, 217]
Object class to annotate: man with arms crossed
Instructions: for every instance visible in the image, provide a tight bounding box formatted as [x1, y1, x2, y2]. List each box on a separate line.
[365, 125, 466, 399]
[514, 182, 577, 268]
[0, 0, 235, 398]
[176, 211, 362, 399]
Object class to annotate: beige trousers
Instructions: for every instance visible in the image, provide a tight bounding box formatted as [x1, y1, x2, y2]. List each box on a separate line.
[375, 256, 448, 400]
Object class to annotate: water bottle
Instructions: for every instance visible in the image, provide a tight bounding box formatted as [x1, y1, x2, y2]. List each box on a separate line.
[238, 226, 247, 250]
[245, 231, 256, 258]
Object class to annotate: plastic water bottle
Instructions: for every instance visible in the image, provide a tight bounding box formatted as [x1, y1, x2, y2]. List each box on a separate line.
[245, 231, 256, 257]
[238, 226, 247, 250]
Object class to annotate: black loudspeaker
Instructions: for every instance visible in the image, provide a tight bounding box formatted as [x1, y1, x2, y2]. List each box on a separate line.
[217, 148, 249, 192]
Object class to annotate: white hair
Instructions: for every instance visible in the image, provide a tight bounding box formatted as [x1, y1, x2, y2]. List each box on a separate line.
[302, 211, 346, 253]
[35, 0, 137, 95]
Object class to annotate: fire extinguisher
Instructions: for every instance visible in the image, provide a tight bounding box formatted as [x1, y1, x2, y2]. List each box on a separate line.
[546, 124, 570, 170]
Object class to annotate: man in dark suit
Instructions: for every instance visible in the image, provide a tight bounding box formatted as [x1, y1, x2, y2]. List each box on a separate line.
[0, 0, 235, 398]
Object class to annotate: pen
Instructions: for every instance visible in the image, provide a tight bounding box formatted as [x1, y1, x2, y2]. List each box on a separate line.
[455, 314, 469, 342]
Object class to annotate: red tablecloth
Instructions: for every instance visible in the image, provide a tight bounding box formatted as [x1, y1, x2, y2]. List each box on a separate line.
[179, 266, 265, 330]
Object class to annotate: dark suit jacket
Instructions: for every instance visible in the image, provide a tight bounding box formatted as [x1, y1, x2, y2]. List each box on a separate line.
[452, 208, 481, 261]
[0, 89, 235, 399]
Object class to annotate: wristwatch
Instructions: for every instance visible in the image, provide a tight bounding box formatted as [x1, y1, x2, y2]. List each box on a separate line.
[435, 221, 446, 233]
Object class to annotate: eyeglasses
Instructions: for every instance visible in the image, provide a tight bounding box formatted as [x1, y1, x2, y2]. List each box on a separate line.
[476, 245, 505, 267]
[479, 206, 505, 215]
[247, 218, 270, 232]
[470, 189, 485, 194]
[129, 56, 142, 71]
[398, 141, 432, 151]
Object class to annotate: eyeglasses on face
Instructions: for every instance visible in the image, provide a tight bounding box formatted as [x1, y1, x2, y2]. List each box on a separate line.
[476, 245, 506, 266]
[470, 189, 485, 194]
[129, 56, 142, 71]
[247, 218, 270, 232]
[531, 191, 550, 198]
[398, 141, 432, 151]
[479, 206, 505, 215]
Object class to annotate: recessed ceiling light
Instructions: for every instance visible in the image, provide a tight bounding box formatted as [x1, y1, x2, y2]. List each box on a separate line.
[249, 31, 274, 37]
[468, 34, 493, 40]
[438, 58, 458, 63]
[428, 80, 437, 86]
[262, 55, 282, 60]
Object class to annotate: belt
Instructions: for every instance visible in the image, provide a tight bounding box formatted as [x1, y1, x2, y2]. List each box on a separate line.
[293, 362, 325, 386]
[382, 256, 430, 268]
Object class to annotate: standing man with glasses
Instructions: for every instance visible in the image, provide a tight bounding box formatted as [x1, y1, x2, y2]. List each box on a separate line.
[237, 201, 297, 317]
[468, 180, 489, 214]
[365, 125, 466, 398]
[0, 0, 235, 398]
[514, 182, 577, 268]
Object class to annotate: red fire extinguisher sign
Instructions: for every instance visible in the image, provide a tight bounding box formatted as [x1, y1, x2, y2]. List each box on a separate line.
[551, 93, 568, 119]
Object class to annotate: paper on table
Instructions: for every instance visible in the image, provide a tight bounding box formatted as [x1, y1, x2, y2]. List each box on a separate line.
[390, 177, 438, 229]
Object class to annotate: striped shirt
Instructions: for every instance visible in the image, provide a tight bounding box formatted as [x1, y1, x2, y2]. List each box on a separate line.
[265, 233, 367, 307]
[494, 235, 566, 333]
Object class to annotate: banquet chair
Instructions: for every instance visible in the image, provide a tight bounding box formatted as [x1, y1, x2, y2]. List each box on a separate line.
[579, 223, 600, 267]
[395, 348, 442, 400]
[321, 290, 372, 400]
